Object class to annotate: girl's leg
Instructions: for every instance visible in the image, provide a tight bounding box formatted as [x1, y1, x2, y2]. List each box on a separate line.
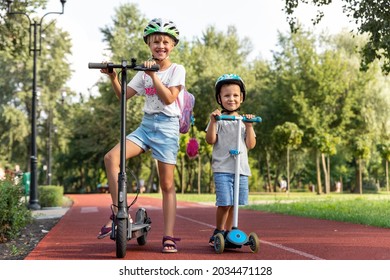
[102, 140, 143, 227]
[208, 206, 230, 246]
[157, 161, 177, 249]
[216, 206, 231, 231]
[225, 207, 234, 231]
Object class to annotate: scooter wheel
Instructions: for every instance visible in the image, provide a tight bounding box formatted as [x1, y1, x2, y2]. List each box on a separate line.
[116, 218, 127, 258]
[137, 233, 148, 246]
[136, 208, 146, 223]
[214, 233, 225, 254]
[248, 232, 260, 253]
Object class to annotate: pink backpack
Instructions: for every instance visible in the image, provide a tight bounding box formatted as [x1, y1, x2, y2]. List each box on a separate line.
[176, 89, 195, 134]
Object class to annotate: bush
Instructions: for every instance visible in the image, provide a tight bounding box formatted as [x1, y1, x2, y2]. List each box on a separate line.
[38, 185, 64, 207]
[0, 179, 32, 242]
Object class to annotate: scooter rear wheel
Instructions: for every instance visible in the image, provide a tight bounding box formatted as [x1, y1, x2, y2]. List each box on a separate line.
[135, 208, 148, 246]
[248, 232, 259, 253]
[214, 233, 225, 254]
[116, 218, 127, 258]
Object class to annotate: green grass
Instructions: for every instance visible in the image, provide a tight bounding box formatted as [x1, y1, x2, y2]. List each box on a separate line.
[143, 192, 390, 228]
[245, 194, 390, 228]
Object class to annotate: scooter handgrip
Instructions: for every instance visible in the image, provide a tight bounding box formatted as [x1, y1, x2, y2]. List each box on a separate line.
[133, 64, 160, 71]
[215, 115, 262, 123]
[215, 115, 236, 121]
[88, 62, 107, 69]
[242, 116, 262, 123]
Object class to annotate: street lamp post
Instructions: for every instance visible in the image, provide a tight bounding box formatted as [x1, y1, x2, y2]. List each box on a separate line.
[5, 0, 66, 210]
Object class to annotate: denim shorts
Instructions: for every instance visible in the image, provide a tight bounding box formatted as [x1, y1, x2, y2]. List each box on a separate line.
[126, 113, 180, 164]
[214, 172, 249, 206]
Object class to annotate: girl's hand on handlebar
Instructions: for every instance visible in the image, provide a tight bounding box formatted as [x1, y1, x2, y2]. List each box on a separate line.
[100, 61, 116, 79]
[143, 60, 157, 77]
[210, 109, 222, 123]
[243, 114, 255, 127]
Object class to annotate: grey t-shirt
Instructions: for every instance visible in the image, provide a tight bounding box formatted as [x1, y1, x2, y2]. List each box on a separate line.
[206, 120, 253, 176]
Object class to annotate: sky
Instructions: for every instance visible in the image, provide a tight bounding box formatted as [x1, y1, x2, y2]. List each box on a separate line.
[42, 0, 356, 95]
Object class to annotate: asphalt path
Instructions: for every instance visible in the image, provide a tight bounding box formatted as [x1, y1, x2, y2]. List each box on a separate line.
[25, 193, 390, 260]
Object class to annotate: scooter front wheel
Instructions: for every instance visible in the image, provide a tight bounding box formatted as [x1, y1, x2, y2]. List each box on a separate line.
[116, 218, 127, 258]
[214, 233, 225, 254]
[248, 232, 260, 253]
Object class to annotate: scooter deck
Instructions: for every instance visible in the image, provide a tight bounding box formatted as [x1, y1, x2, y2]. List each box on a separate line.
[130, 222, 151, 239]
[131, 223, 151, 232]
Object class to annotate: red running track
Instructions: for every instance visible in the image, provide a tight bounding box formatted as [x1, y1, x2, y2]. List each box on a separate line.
[26, 193, 390, 260]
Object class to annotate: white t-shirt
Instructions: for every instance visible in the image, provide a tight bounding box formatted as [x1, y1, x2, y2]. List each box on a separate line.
[206, 120, 253, 176]
[128, 63, 185, 117]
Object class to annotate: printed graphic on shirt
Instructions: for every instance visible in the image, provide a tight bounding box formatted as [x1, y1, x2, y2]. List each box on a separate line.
[144, 75, 171, 111]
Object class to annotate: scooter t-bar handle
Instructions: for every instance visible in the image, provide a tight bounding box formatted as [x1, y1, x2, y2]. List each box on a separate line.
[133, 64, 160, 71]
[215, 115, 262, 123]
[88, 62, 160, 72]
[88, 62, 113, 69]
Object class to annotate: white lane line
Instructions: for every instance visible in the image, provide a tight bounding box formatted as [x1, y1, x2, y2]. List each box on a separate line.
[176, 214, 324, 260]
[176, 214, 215, 228]
[259, 240, 324, 260]
[80, 207, 99, 213]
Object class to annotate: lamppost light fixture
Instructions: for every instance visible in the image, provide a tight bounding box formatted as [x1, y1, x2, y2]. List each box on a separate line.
[6, 0, 13, 12]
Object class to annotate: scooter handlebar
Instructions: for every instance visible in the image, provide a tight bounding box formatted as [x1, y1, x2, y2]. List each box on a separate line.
[88, 62, 110, 69]
[132, 64, 160, 71]
[88, 62, 160, 72]
[215, 115, 262, 123]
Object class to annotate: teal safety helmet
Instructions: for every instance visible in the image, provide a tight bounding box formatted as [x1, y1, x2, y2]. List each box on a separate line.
[215, 74, 246, 106]
[143, 18, 180, 46]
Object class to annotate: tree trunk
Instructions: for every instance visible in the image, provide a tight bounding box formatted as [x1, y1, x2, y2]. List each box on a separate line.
[181, 155, 185, 194]
[316, 151, 322, 194]
[359, 158, 363, 194]
[286, 146, 290, 194]
[328, 155, 331, 192]
[197, 155, 201, 194]
[265, 151, 273, 192]
[321, 153, 329, 194]
[386, 160, 389, 193]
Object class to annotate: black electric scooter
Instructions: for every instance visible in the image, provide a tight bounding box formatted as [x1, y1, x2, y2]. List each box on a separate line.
[88, 59, 158, 258]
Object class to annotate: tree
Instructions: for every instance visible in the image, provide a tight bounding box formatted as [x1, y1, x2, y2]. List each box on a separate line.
[272, 122, 303, 193]
[0, 1, 72, 177]
[378, 141, 390, 192]
[284, 0, 390, 74]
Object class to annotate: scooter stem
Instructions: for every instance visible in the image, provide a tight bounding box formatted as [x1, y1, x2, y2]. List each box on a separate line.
[232, 117, 242, 228]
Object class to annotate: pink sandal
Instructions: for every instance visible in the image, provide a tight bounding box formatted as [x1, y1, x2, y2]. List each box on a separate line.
[97, 214, 115, 239]
[162, 236, 181, 253]
[97, 214, 133, 239]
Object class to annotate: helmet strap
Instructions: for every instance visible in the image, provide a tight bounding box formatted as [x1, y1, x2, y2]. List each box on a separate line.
[221, 107, 241, 114]
[151, 55, 170, 62]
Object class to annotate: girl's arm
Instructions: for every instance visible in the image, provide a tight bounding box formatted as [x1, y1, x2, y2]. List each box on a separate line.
[205, 109, 221, 144]
[243, 114, 257, 150]
[144, 60, 181, 104]
[100, 63, 137, 99]
[245, 124, 256, 150]
[146, 70, 180, 105]
[108, 72, 137, 100]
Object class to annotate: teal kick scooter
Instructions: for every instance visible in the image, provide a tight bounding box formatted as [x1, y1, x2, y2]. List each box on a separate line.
[214, 115, 262, 254]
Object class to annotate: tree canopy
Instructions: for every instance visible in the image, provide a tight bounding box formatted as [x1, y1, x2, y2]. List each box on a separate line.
[1, 1, 390, 195]
[284, 0, 390, 74]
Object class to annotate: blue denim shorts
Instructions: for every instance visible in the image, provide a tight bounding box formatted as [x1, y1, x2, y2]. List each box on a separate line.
[126, 113, 180, 164]
[214, 172, 249, 206]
